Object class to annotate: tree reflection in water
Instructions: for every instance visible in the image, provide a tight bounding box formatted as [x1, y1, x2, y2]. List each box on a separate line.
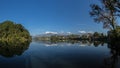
[104, 42, 120, 68]
[0, 41, 31, 57]
[34, 40, 120, 68]
[34, 40, 106, 47]
[0, 39, 119, 68]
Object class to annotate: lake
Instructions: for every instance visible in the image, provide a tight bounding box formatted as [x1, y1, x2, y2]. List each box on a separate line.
[0, 41, 120, 68]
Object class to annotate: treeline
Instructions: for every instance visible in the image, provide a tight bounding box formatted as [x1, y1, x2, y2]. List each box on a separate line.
[0, 21, 32, 42]
[34, 27, 120, 42]
[34, 32, 107, 42]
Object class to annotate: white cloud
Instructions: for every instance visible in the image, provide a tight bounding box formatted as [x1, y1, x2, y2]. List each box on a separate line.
[88, 31, 94, 33]
[78, 31, 86, 33]
[45, 31, 58, 34]
[78, 30, 94, 34]
[67, 32, 72, 34]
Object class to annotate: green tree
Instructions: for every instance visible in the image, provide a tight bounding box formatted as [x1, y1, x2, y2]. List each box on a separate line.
[90, 0, 120, 30]
[0, 20, 32, 42]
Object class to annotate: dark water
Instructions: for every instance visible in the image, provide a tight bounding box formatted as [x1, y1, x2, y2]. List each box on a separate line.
[0, 41, 120, 68]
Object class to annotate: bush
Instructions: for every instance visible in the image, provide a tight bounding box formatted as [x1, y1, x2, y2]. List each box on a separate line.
[0, 20, 32, 42]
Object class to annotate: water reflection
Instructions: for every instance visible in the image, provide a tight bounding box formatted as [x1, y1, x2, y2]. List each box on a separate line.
[34, 40, 106, 47]
[104, 42, 120, 68]
[0, 40, 119, 68]
[33, 40, 120, 68]
[0, 41, 30, 57]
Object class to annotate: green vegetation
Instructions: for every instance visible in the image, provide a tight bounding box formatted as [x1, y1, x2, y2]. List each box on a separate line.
[0, 20, 31, 42]
[0, 20, 31, 57]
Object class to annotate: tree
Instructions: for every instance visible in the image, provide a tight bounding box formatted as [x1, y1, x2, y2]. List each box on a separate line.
[90, 0, 120, 30]
[93, 32, 101, 37]
[0, 20, 32, 42]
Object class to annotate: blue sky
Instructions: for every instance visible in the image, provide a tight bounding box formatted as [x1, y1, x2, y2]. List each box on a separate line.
[0, 0, 108, 35]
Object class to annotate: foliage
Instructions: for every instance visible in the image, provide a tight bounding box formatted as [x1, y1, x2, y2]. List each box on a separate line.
[108, 26, 120, 40]
[0, 20, 31, 42]
[90, 0, 120, 30]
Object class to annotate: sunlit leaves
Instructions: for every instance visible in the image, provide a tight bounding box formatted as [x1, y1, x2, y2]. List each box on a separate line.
[0, 20, 31, 42]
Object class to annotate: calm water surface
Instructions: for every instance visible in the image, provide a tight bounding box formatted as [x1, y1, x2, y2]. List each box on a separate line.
[0, 41, 119, 68]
